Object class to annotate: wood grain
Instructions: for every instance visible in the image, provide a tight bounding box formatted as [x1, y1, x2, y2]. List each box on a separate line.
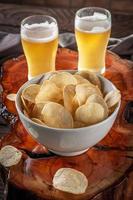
[0, 48, 133, 200]
[0, 3, 133, 37]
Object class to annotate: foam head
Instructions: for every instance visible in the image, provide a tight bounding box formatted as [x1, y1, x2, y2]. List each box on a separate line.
[21, 21, 58, 43]
[75, 12, 111, 33]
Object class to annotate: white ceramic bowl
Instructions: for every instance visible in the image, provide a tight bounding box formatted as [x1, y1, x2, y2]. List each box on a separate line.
[15, 71, 120, 156]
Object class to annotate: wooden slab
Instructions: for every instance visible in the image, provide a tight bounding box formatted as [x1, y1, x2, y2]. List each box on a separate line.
[0, 48, 133, 200]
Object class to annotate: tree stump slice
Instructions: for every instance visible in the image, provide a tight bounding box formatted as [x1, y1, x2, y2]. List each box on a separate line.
[0, 48, 133, 200]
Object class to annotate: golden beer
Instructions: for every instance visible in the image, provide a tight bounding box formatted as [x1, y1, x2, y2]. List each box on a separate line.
[75, 8, 111, 73]
[21, 15, 58, 79]
[75, 28, 111, 72]
[21, 37, 58, 78]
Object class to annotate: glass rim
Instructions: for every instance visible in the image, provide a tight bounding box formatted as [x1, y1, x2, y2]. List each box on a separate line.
[76, 7, 111, 21]
[21, 15, 58, 31]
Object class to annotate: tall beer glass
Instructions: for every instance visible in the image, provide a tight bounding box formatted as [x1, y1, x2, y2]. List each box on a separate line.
[75, 7, 111, 73]
[21, 15, 58, 80]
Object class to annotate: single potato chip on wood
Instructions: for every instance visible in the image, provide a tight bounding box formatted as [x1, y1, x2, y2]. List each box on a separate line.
[22, 84, 41, 103]
[76, 70, 101, 89]
[41, 102, 73, 128]
[86, 94, 109, 118]
[53, 168, 88, 194]
[63, 84, 76, 115]
[75, 102, 105, 125]
[104, 90, 121, 108]
[49, 72, 77, 89]
[0, 145, 22, 167]
[6, 93, 16, 101]
[76, 83, 102, 105]
[35, 80, 62, 104]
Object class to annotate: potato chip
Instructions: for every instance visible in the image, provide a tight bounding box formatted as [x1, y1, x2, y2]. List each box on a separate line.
[76, 83, 102, 105]
[63, 84, 76, 115]
[22, 84, 41, 103]
[21, 95, 30, 113]
[86, 94, 109, 118]
[75, 102, 105, 125]
[53, 168, 88, 194]
[104, 90, 121, 108]
[23, 109, 29, 118]
[49, 72, 77, 89]
[73, 74, 91, 85]
[0, 145, 22, 167]
[76, 70, 101, 89]
[74, 121, 86, 128]
[32, 102, 48, 119]
[31, 118, 46, 125]
[58, 99, 64, 106]
[44, 71, 59, 80]
[41, 102, 73, 128]
[108, 105, 117, 115]
[35, 80, 62, 104]
[72, 95, 80, 114]
[6, 93, 16, 101]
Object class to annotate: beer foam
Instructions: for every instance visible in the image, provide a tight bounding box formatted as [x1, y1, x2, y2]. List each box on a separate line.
[24, 22, 56, 29]
[76, 12, 111, 33]
[81, 12, 107, 21]
[21, 21, 58, 43]
[94, 12, 107, 20]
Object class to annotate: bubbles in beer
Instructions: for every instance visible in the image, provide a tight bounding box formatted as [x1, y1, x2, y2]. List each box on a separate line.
[75, 12, 111, 33]
[21, 21, 58, 43]
[90, 26, 106, 33]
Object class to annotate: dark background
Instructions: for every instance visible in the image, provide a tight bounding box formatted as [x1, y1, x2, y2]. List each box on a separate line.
[0, 0, 133, 11]
[0, 0, 133, 37]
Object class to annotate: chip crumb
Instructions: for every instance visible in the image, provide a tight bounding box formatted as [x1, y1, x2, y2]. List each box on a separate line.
[6, 93, 16, 101]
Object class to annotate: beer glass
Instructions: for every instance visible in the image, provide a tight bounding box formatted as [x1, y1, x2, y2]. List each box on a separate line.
[75, 7, 111, 74]
[21, 15, 58, 80]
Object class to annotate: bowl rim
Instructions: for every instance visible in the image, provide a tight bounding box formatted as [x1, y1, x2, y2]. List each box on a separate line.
[15, 70, 121, 132]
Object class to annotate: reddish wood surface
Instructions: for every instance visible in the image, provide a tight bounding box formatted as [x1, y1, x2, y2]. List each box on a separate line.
[0, 48, 133, 200]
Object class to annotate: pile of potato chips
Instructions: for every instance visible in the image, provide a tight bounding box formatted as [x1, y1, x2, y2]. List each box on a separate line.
[21, 71, 121, 129]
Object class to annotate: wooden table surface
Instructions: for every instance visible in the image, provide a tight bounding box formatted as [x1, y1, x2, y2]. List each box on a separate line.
[0, 49, 133, 200]
[0, 3, 133, 38]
